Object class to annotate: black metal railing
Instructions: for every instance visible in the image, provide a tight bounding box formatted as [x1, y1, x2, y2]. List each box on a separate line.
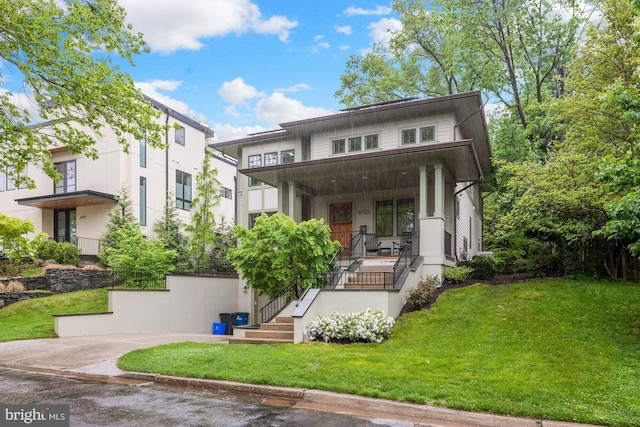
[259, 285, 297, 324]
[110, 267, 167, 290]
[50, 236, 100, 256]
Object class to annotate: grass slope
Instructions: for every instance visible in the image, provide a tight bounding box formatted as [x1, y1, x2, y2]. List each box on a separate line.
[0, 288, 108, 342]
[118, 279, 640, 426]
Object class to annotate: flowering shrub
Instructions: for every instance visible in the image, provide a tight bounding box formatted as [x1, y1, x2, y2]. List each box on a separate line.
[306, 308, 395, 343]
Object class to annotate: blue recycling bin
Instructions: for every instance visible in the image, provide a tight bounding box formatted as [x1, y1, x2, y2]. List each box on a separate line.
[234, 312, 249, 326]
[212, 323, 225, 335]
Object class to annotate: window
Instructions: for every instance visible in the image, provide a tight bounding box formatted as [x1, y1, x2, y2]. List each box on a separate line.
[264, 152, 278, 166]
[365, 134, 379, 150]
[4, 166, 26, 190]
[348, 136, 362, 152]
[397, 198, 415, 235]
[248, 154, 262, 168]
[332, 139, 345, 154]
[139, 177, 147, 226]
[175, 126, 185, 145]
[54, 161, 76, 194]
[220, 186, 232, 199]
[248, 176, 261, 187]
[420, 125, 435, 142]
[281, 149, 295, 164]
[0, 169, 4, 191]
[402, 129, 416, 144]
[249, 211, 277, 229]
[176, 170, 192, 210]
[139, 137, 146, 168]
[376, 200, 393, 237]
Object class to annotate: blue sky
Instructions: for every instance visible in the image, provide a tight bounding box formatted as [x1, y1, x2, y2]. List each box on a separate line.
[115, 1, 401, 141]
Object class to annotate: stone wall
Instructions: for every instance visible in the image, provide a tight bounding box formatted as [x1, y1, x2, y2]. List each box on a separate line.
[0, 268, 111, 309]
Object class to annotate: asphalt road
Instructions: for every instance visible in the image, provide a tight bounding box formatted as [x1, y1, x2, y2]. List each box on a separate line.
[0, 368, 416, 427]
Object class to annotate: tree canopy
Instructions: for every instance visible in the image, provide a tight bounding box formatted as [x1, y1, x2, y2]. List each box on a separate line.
[0, 0, 166, 188]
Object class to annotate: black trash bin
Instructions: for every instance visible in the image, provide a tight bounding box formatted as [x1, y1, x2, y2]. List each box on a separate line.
[219, 313, 233, 335]
[234, 312, 249, 326]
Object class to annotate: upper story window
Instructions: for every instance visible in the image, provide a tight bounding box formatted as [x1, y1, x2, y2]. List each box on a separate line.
[348, 136, 362, 152]
[4, 166, 28, 191]
[332, 139, 345, 154]
[54, 161, 76, 194]
[176, 170, 192, 210]
[365, 134, 379, 150]
[139, 137, 146, 168]
[420, 125, 435, 142]
[264, 152, 278, 166]
[402, 129, 416, 145]
[175, 126, 185, 145]
[220, 186, 233, 199]
[248, 154, 262, 168]
[281, 149, 295, 164]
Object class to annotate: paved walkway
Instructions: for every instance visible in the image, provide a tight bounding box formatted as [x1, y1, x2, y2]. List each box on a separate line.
[0, 333, 602, 427]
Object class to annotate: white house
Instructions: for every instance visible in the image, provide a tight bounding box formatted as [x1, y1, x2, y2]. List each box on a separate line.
[0, 96, 237, 255]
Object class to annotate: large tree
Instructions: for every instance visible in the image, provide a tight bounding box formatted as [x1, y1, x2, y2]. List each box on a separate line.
[0, 0, 166, 188]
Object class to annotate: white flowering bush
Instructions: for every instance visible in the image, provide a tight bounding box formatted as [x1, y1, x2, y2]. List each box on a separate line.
[306, 308, 395, 343]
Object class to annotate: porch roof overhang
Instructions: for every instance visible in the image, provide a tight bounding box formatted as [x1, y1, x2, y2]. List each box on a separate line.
[240, 139, 482, 196]
[16, 190, 117, 209]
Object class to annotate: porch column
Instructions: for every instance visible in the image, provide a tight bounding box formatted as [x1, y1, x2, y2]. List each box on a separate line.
[419, 165, 428, 219]
[288, 180, 296, 220]
[420, 163, 446, 279]
[277, 181, 288, 215]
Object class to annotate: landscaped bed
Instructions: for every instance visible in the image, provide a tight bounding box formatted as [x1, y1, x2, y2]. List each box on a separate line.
[117, 278, 640, 427]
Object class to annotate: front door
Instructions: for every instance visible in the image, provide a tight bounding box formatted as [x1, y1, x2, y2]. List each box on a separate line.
[330, 203, 352, 255]
[54, 209, 77, 244]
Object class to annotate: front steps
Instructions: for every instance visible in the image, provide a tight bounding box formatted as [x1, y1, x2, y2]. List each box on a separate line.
[228, 316, 294, 344]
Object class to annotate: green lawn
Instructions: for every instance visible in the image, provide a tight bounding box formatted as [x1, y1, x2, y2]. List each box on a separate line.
[0, 288, 108, 342]
[118, 278, 640, 427]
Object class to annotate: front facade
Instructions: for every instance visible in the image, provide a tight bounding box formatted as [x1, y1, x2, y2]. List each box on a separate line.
[213, 92, 491, 277]
[0, 97, 237, 255]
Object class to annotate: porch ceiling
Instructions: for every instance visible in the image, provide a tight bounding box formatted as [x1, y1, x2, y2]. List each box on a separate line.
[16, 190, 117, 209]
[241, 140, 481, 196]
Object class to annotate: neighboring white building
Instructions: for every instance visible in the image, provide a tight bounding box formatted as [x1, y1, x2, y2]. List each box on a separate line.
[0, 96, 237, 255]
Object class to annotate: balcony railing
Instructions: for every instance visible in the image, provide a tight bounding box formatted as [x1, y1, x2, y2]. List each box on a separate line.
[50, 236, 100, 256]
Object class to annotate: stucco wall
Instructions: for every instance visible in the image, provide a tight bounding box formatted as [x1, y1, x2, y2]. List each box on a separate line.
[55, 275, 247, 337]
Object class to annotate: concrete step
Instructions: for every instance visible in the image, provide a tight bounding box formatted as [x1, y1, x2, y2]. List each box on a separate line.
[244, 330, 294, 340]
[260, 322, 294, 331]
[275, 316, 294, 324]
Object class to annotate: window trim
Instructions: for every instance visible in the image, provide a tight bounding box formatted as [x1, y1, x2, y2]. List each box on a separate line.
[221, 186, 233, 199]
[281, 149, 295, 164]
[332, 138, 346, 154]
[264, 152, 278, 166]
[396, 198, 415, 235]
[54, 161, 76, 194]
[348, 136, 362, 152]
[139, 176, 147, 226]
[375, 200, 394, 237]
[420, 125, 436, 142]
[401, 129, 416, 145]
[175, 126, 185, 146]
[248, 154, 262, 168]
[139, 137, 147, 168]
[175, 169, 192, 211]
[365, 134, 379, 150]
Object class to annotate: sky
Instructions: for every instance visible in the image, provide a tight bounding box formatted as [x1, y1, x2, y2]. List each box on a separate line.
[112, 1, 402, 142]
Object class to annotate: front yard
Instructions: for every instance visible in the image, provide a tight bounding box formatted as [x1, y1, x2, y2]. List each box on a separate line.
[118, 278, 640, 427]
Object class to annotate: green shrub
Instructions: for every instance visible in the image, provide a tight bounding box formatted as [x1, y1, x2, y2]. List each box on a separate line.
[443, 266, 473, 283]
[55, 243, 81, 266]
[531, 255, 563, 277]
[512, 259, 528, 273]
[35, 240, 58, 262]
[406, 276, 440, 310]
[460, 256, 499, 280]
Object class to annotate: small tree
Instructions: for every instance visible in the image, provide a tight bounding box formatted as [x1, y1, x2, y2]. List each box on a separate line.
[98, 187, 138, 264]
[228, 214, 341, 298]
[153, 193, 191, 272]
[0, 213, 44, 262]
[208, 218, 236, 272]
[186, 148, 222, 271]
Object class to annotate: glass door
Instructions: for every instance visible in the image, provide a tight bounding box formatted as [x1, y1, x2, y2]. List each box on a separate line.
[54, 209, 77, 244]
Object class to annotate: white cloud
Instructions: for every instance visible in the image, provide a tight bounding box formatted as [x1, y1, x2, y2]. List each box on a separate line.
[314, 35, 324, 42]
[135, 80, 208, 123]
[212, 123, 270, 142]
[335, 25, 352, 35]
[119, 0, 298, 54]
[217, 78, 265, 105]
[254, 92, 333, 126]
[344, 6, 392, 16]
[310, 41, 330, 53]
[274, 83, 312, 93]
[368, 18, 402, 45]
